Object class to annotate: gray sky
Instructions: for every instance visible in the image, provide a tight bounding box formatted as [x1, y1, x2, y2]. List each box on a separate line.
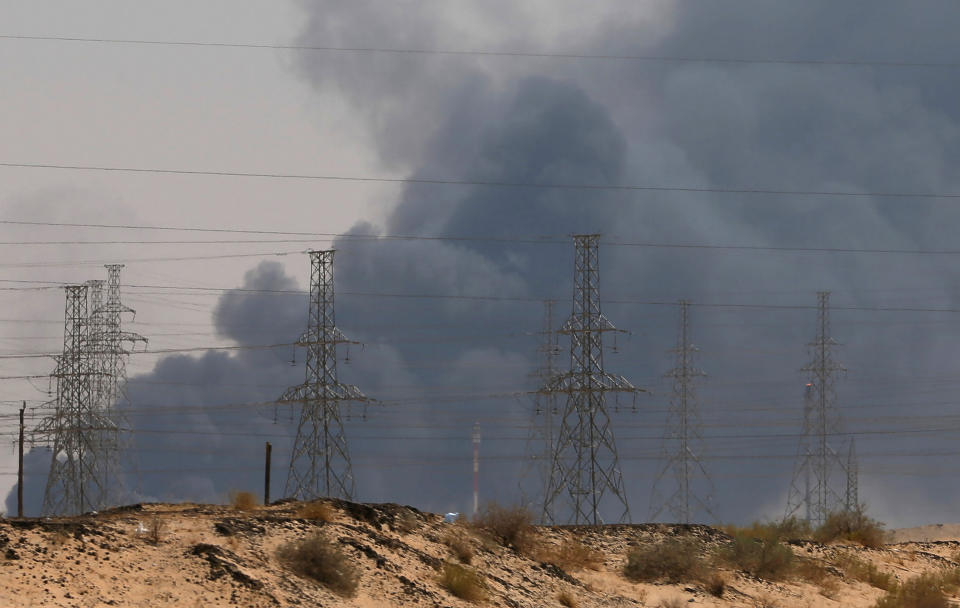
[3, 1, 960, 527]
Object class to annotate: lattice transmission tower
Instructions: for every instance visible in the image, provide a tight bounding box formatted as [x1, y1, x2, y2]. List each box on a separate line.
[280, 250, 370, 501]
[845, 437, 859, 512]
[35, 266, 146, 515]
[650, 300, 716, 524]
[785, 291, 848, 526]
[540, 235, 641, 525]
[519, 300, 562, 517]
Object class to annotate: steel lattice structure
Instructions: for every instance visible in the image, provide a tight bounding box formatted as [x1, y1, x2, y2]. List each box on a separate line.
[785, 291, 849, 526]
[650, 300, 716, 524]
[100, 265, 147, 413]
[845, 437, 859, 512]
[540, 235, 641, 525]
[35, 285, 113, 515]
[280, 250, 369, 501]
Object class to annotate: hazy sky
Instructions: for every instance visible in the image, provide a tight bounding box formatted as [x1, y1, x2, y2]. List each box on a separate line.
[4, 1, 960, 527]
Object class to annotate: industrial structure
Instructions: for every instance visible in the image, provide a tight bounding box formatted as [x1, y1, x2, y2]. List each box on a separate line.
[540, 234, 641, 525]
[650, 300, 716, 524]
[279, 249, 370, 501]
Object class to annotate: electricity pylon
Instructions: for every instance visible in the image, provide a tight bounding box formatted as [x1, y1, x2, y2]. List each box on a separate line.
[845, 437, 859, 511]
[540, 234, 641, 525]
[280, 250, 369, 501]
[36, 285, 113, 515]
[520, 300, 562, 519]
[650, 300, 716, 524]
[786, 291, 847, 526]
[99, 265, 147, 413]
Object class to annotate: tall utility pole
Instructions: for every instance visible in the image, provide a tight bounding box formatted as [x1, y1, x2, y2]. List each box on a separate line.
[472, 423, 481, 517]
[17, 401, 24, 518]
[540, 234, 641, 525]
[100, 265, 146, 414]
[280, 250, 369, 501]
[650, 300, 716, 524]
[786, 291, 847, 526]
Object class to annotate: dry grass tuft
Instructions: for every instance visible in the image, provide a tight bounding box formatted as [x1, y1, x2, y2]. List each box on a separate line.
[705, 572, 727, 597]
[538, 538, 603, 571]
[835, 554, 897, 591]
[229, 490, 259, 511]
[474, 502, 536, 553]
[277, 533, 359, 597]
[438, 562, 486, 603]
[557, 590, 578, 608]
[147, 515, 165, 545]
[657, 598, 686, 608]
[623, 537, 706, 583]
[443, 529, 475, 565]
[299, 501, 335, 522]
[394, 510, 419, 534]
[754, 592, 781, 608]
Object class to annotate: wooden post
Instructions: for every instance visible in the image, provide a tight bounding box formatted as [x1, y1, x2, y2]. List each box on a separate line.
[264, 442, 272, 506]
[18, 401, 25, 518]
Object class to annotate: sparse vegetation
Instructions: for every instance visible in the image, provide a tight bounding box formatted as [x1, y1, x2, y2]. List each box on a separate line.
[229, 490, 259, 511]
[657, 598, 686, 608]
[438, 562, 487, 603]
[835, 553, 897, 590]
[873, 572, 947, 608]
[623, 537, 706, 583]
[538, 538, 603, 571]
[147, 514, 165, 545]
[705, 572, 727, 597]
[299, 500, 335, 522]
[815, 507, 887, 548]
[442, 528, 475, 564]
[557, 590, 578, 608]
[474, 502, 535, 553]
[754, 593, 780, 608]
[723, 516, 811, 542]
[394, 510, 419, 533]
[277, 533, 359, 596]
[719, 532, 794, 580]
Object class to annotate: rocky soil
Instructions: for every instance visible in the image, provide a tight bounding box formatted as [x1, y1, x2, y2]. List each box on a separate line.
[0, 499, 958, 607]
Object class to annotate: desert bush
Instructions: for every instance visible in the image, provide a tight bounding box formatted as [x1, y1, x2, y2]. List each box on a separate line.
[299, 501, 334, 522]
[277, 533, 359, 596]
[754, 593, 780, 608]
[229, 490, 259, 511]
[394, 510, 419, 534]
[557, 590, 578, 608]
[623, 537, 706, 583]
[657, 598, 686, 608]
[873, 572, 949, 608]
[835, 554, 897, 591]
[442, 529, 475, 565]
[705, 572, 727, 597]
[147, 515, 165, 545]
[815, 507, 886, 548]
[724, 517, 811, 542]
[719, 532, 794, 580]
[538, 538, 603, 571]
[438, 562, 486, 603]
[474, 502, 535, 553]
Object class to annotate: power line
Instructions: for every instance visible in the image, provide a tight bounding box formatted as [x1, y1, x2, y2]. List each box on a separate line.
[4, 161, 960, 199]
[3, 33, 960, 70]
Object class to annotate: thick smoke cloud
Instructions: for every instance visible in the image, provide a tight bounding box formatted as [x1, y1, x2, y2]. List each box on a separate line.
[13, 2, 960, 525]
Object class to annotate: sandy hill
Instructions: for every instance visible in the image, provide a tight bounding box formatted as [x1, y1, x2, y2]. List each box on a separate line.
[0, 499, 958, 607]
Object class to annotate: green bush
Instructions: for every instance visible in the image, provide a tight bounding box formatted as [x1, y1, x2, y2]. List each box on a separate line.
[873, 572, 947, 608]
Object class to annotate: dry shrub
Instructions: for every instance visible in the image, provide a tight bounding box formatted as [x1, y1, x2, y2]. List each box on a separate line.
[835, 554, 897, 591]
[48, 529, 71, 547]
[443, 529, 475, 564]
[815, 507, 886, 548]
[557, 590, 578, 608]
[754, 592, 780, 608]
[724, 517, 811, 542]
[538, 538, 603, 571]
[623, 537, 706, 583]
[277, 533, 359, 597]
[474, 502, 535, 553]
[657, 598, 686, 608]
[795, 558, 830, 585]
[394, 510, 419, 534]
[229, 490, 259, 511]
[719, 533, 794, 580]
[299, 501, 334, 522]
[873, 572, 948, 608]
[438, 562, 486, 603]
[147, 515, 165, 545]
[705, 572, 727, 597]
